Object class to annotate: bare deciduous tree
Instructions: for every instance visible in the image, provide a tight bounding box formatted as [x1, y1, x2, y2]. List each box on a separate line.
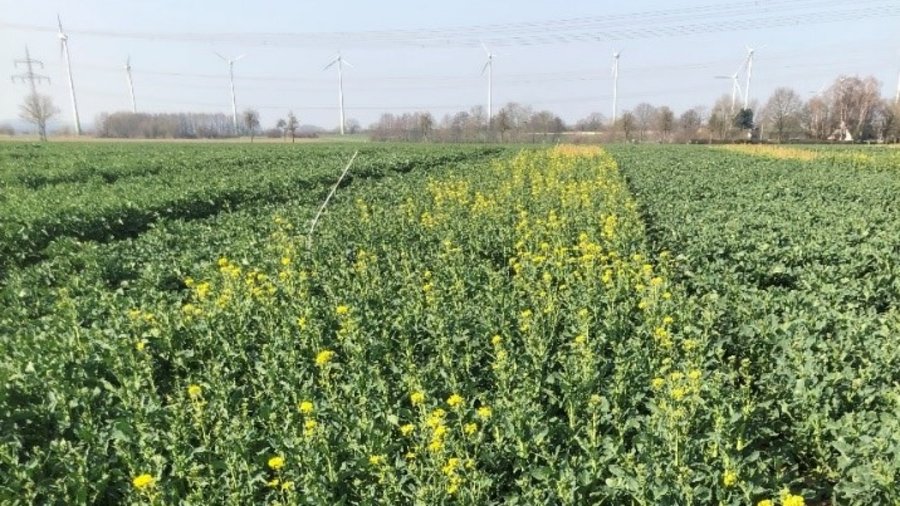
[286, 111, 299, 143]
[827, 75, 882, 140]
[708, 95, 735, 141]
[243, 109, 260, 142]
[657, 106, 675, 142]
[632, 103, 657, 142]
[20, 93, 58, 141]
[618, 111, 636, 142]
[800, 96, 831, 140]
[574, 112, 606, 132]
[677, 107, 703, 142]
[761, 87, 803, 142]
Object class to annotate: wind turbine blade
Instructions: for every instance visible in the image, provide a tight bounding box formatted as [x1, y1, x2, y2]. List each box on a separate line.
[57, 14, 63, 31]
[342, 58, 354, 68]
[323, 59, 338, 71]
[214, 52, 227, 61]
[234, 54, 246, 62]
[481, 41, 491, 57]
[481, 61, 491, 75]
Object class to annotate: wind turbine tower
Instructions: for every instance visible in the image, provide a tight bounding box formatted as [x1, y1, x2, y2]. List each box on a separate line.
[57, 15, 81, 135]
[612, 50, 621, 124]
[743, 47, 756, 110]
[481, 44, 494, 127]
[714, 70, 743, 114]
[124, 56, 136, 113]
[215, 52, 245, 133]
[324, 52, 353, 135]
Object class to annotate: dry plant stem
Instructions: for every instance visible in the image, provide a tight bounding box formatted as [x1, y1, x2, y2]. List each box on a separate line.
[307, 150, 359, 249]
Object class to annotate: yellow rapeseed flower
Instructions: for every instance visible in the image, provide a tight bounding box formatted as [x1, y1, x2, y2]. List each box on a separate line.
[132, 473, 155, 490]
[315, 349, 335, 367]
[335, 305, 350, 316]
[491, 335, 503, 346]
[267, 478, 280, 488]
[447, 393, 464, 409]
[781, 493, 805, 506]
[442, 457, 461, 476]
[187, 384, 202, 399]
[303, 419, 317, 436]
[400, 423, 415, 436]
[757, 501, 773, 506]
[281, 480, 295, 491]
[268, 456, 285, 470]
[464, 422, 478, 435]
[410, 391, 425, 406]
[651, 378, 665, 390]
[135, 340, 147, 352]
[428, 438, 444, 452]
[447, 475, 462, 495]
[368, 454, 386, 466]
[476, 406, 492, 420]
[723, 469, 738, 487]
[298, 400, 314, 414]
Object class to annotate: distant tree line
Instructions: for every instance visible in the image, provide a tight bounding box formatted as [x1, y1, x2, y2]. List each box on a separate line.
[16, 72, 900, 143]
[368, 103, 567, 143]
[95, 112, 239, 139]
[364, 74, 899, 144]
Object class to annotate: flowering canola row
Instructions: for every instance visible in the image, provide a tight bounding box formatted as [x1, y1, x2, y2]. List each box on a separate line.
[4, 146, 805, 504]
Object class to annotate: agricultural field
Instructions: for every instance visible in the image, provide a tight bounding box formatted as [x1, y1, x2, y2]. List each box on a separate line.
[1, 142, 899, 505]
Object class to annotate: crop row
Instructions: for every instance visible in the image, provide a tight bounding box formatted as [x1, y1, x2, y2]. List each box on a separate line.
[611, 145, 900, 504]
[1, 146, 713, 504]
[0, 144, 502, 271]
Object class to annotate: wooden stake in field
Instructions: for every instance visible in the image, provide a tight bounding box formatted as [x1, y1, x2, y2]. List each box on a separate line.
[307, 150, 359, 249]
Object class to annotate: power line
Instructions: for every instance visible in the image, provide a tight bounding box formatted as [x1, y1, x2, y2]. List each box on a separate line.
[33, 36, 891, 93]
[1, 0, 895, 48]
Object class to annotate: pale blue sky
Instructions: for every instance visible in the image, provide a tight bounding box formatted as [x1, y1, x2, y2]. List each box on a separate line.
[2, 0, 898, 131]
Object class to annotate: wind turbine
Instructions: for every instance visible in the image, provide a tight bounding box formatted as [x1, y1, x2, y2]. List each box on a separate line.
[324, 52, 353, 135]
[743, 46, 757, 110]
[612, 50, 621, 124]
[714, 69, 743, 114]
[124, 56, 136, 113]
[481, 43, 494, 127]
[57, 15, 81, 135]
[215, 52, 245, 133]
